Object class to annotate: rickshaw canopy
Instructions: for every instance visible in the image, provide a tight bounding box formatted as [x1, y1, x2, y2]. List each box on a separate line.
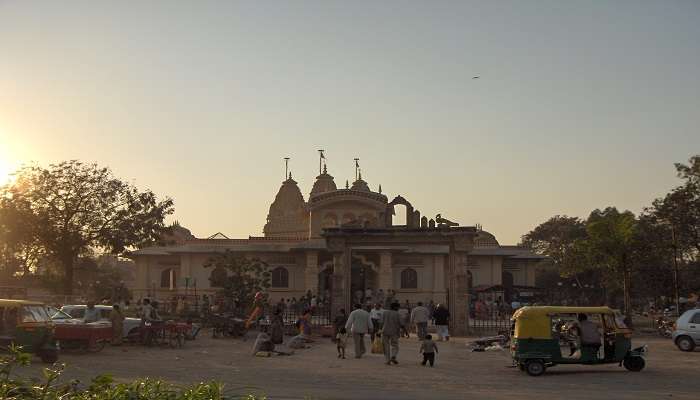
[512, 306, 616, 340]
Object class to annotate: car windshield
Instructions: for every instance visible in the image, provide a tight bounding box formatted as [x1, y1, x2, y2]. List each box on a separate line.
[21, 305, 51, 323]
[63, 307, 85, 319]
[51, 310, 73, 320]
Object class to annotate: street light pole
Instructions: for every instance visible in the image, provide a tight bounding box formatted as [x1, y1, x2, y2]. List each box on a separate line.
[671, 224, 681, 315]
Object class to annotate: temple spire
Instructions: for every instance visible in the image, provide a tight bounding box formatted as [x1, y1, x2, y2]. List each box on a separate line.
[284, 157, 290, 181]
[354, 158, 360, 181]
[345, 179, 349, 189]
[378, 184, 382, 194]
[318, 149, 325, 175]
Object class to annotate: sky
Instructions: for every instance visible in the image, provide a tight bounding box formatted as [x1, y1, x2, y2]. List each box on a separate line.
[1, 1, 699, 244]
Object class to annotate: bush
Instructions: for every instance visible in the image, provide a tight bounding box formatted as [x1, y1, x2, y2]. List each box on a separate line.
[0, 345, 265, 399]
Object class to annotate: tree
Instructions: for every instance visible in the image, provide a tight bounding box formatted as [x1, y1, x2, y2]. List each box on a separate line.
[585, 207, 637, 320]
[520, 215, 588, 276]
[203, 251, 270, 313]
[0, 161, 174, 294]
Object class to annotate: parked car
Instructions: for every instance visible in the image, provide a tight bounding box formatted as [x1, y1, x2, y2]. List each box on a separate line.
[53, 305, 141, 339]
[672, 309, 700, 352]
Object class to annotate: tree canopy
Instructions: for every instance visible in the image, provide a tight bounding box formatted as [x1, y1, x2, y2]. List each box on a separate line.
[0, 161, 174, 294]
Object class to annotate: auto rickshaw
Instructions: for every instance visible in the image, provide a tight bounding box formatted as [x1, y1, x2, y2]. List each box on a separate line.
[0, 299, 59, 363]
[510, 306, 646, 376]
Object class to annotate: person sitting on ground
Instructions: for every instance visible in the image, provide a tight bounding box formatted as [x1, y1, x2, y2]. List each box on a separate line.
[336, 327, 348, 359]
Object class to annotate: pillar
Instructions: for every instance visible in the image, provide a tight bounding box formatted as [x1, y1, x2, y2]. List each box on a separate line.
[448, 248, 469, 336]
[331, 251, 348, 316]
[180, 254, 192, 293]
[378, 251, 392, 292]
[433, 255, 446, 303]
[305, 251, 319, 295]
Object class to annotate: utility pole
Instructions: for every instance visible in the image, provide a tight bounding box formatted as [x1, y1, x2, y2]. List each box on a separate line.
[671, 224, 681, 315]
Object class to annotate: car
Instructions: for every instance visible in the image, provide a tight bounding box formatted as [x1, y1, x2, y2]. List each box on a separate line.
[53, 305, 142, 339]
[672, 308, 700, 352]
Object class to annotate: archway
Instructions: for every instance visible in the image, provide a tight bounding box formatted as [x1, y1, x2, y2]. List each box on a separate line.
[350, 258, 377, 304]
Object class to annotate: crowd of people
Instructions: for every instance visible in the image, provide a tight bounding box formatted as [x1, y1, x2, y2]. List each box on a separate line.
[330, 300, 451, 367]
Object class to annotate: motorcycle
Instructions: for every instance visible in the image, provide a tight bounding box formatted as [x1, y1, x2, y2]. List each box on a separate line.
[656, 316, 673, 338]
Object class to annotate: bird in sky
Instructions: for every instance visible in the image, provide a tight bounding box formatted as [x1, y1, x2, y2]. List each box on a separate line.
[472, 76, 480, 79]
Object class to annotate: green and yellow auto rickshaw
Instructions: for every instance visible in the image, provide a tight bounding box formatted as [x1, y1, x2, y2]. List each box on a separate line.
[511, 306, 646, 376]
[0, 299, 59, 363]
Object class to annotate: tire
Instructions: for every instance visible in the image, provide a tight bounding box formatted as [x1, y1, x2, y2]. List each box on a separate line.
[87, 339, 107, 353]
[525, 360, 546, 377]
[676, 336, 696, 352]
[39, 351, 58, 364]
[623, 356, 645, 372]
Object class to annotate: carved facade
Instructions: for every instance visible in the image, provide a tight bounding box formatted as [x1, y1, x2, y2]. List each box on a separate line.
[131, 162, 545, 334]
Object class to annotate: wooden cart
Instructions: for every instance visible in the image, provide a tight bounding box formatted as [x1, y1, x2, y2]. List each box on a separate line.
[54, 322, 113, 353]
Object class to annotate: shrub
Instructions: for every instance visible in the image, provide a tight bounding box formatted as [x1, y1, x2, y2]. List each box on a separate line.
[0, 346, 264, 400]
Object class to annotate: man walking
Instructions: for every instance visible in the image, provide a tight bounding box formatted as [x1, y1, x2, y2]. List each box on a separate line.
[433, 303, 450, 341]
[345, 303, 373, 358]
[381, 302, 401, 365]
[410, 301, 430, 339]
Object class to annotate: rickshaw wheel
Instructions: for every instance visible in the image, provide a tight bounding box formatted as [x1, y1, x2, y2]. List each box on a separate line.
[39, 351, 58, 364]
[623, 356, 645, 372]
[525, 360, 546, 376]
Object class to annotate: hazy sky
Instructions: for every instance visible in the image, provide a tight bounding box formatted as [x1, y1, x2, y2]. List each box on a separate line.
[1, 1, 699, 244]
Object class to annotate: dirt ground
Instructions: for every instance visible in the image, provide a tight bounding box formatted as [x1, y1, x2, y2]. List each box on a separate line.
[16, 331, 700, 400]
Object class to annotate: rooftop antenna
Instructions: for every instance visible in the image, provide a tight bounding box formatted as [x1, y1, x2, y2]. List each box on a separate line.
[284, 157, 290, 181]
[318, 150, 325, 174]
[354, 158, 360, 181]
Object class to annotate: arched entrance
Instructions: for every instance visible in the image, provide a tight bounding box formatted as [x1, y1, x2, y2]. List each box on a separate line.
[350, 256, 377, 304]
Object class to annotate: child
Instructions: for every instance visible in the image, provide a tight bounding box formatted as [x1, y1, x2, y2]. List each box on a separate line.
[336, 327, 348, 359]
[419, 334, 438, 367]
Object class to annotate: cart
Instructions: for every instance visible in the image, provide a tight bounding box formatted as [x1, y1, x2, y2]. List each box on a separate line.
[208, 314, 247, 338]
[140, 320, 190, 348]
[54, 322, 113, 353]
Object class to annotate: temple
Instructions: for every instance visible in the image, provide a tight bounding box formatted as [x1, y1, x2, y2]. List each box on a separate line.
[131, 158, 544, 334]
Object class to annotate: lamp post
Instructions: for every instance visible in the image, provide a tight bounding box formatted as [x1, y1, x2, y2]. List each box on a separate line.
[670, 224, 681, 315]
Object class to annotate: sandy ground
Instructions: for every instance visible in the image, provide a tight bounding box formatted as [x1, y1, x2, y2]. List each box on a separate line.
[16, 331, 700, 400]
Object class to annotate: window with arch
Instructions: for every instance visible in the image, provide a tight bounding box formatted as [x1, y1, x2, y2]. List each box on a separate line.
[161, 268, 177, 289]
[271, 266, 289, 288]
[400, 268, 418, 289]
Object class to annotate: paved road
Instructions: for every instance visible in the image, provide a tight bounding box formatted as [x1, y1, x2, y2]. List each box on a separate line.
[17, 332, 700, 399]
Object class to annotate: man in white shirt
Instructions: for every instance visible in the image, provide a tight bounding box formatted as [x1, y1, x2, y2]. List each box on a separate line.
[410, 301, 430, 339]
[345, 303, 374, 358]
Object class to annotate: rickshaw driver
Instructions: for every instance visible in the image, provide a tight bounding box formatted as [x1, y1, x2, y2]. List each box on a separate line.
[572, 313, 602, 359]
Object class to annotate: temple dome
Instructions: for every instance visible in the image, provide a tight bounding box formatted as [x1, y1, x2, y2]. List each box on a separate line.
[310, 165, 337, 198]
[263, 174, 308, 238]
[350, 171, 370, 192]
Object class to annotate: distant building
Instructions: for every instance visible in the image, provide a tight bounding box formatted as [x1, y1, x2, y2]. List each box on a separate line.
[131, 160, 544, 334]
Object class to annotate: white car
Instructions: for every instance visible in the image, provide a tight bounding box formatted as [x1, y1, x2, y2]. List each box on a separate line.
[672, 308, 700, 352]
[52, 305, 141, 339]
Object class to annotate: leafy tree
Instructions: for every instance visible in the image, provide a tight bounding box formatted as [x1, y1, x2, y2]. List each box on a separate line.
[0, 161, 174, 294]
[203, 251, 270, 312]
[520, 215, 589, 280]
[585, 207, 637, 319]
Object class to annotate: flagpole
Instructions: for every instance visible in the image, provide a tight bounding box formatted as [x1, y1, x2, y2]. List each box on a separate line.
[318, 149, 325, 174]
